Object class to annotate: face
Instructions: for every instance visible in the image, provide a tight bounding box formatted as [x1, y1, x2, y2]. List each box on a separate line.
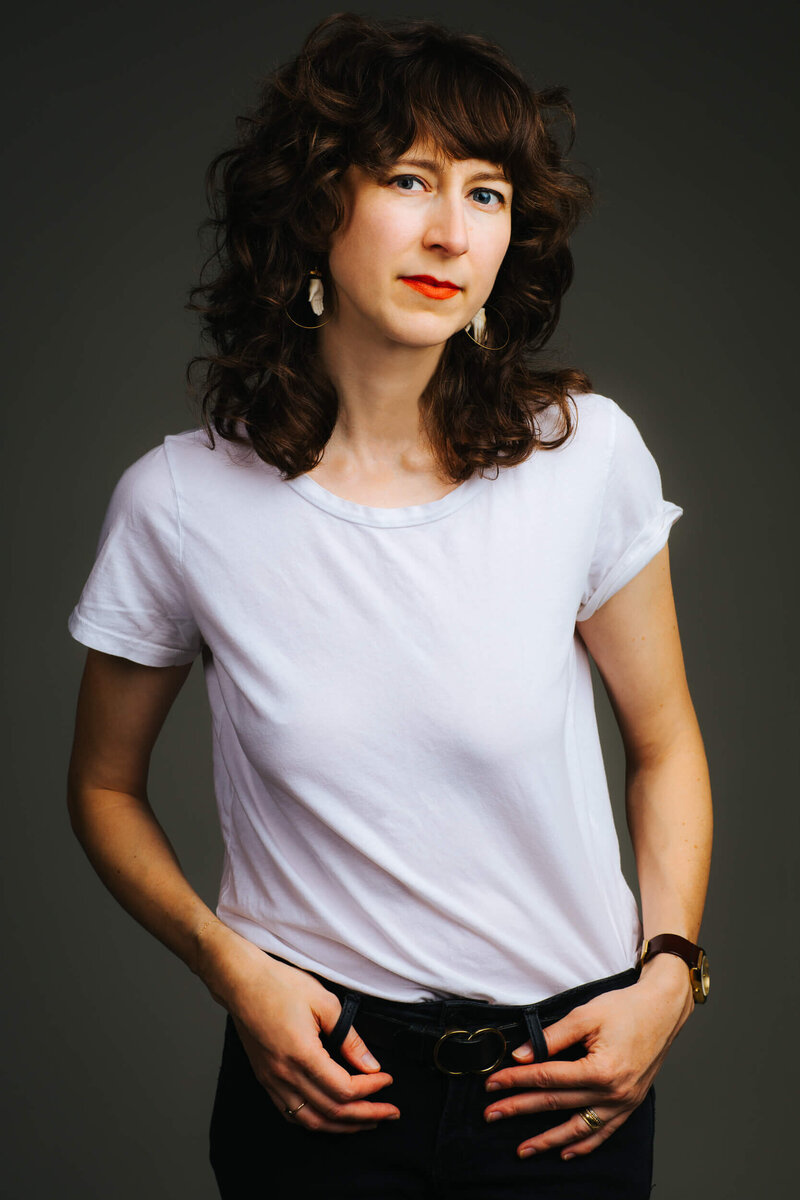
[324, 142, 513, 349]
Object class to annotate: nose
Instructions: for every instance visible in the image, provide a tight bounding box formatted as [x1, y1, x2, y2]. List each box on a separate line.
[422, 192, 469, 257]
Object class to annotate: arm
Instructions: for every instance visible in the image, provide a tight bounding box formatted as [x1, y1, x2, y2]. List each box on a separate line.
[67, 647, 400, 1132]
[480, 543, 713, 1159]
[67, 648, 218, 971]
[582, 540, 713, 978]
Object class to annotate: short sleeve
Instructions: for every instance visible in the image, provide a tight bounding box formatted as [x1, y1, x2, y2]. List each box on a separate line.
[576, 402, 683, 621]
[67, 442, 203, 666]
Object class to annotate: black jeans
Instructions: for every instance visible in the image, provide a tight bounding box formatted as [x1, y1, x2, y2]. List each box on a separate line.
[209, 958, 655, 1199]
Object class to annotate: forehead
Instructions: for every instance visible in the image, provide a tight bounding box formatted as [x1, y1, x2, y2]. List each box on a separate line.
[398, 150, 510, 181]
[395, 136, 508, 174]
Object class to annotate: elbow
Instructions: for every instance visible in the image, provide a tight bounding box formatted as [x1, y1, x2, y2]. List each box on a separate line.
[623, 713, 707, 772]
[66, 777, 89, 841]
[66, 760, 100, 843]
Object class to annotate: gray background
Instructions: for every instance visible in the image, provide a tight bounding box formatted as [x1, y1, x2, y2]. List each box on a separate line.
[4, 0, 797, 1195]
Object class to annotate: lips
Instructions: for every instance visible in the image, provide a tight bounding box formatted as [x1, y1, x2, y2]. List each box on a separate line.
[400, 275, 462, 300]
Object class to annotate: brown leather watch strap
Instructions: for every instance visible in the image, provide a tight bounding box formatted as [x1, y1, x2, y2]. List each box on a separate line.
[640, 933, 710, 1004]
[640, 933, 702, 968]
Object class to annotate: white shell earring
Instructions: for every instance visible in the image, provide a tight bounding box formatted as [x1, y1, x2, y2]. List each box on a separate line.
[308, 270, 325, 316]
[462, 304, 510, 351]
[465, 307, 487, 345]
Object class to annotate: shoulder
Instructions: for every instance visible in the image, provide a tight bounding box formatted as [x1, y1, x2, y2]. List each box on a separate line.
[533, 390, 620, 446]
[163, 425, 278, 486]
[113, 427, 237, 498]
[570, 390, 661, 453]
[568, 390, 623, 447]
[559, 391, 656, 476]
[101, 430, 214, 530]
[523, 391, 664, 510]
[532, 391, 622, 478]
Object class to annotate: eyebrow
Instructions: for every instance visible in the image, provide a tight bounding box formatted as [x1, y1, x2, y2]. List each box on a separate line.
[394, 158, 511, 186]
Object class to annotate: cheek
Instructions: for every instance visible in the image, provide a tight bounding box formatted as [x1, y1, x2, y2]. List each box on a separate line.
[329, 213, 398, 296]
[473, 230, 511, 294]
[490, 225, 512, 271]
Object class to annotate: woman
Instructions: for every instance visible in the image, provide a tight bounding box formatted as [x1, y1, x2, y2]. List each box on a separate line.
[66, 12, 712, 1199]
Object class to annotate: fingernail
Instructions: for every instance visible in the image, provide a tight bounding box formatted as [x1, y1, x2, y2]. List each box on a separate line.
[519, 1148, 535, 1159]
[387, 1112, 401, 1120]
[563, 1152, 575, 1161]
[486, 1081, 501, 1091]
[512, 1046, 533, 1061]
[361, 1051, 380, 1069]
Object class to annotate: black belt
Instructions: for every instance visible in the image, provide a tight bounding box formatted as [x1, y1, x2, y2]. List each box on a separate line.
[267, 955, 640, 1077]
[354, 1006, 535, 1074]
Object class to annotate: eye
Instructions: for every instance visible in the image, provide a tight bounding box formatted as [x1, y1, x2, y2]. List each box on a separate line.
[388, 174, 426, 192]
[388, 175, 506, 209]
[471, 188, 505, 209]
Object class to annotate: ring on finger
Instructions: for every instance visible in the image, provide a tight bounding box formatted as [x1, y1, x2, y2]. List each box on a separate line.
[285, 1099, 307, 1119]
[577, 1106, 604, 1131]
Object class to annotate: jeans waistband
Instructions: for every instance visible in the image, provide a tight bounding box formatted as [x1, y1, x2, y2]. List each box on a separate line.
[264, 952, 640, 1072]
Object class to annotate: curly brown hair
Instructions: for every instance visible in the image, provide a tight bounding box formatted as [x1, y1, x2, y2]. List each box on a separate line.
[186, 11, 595, 481]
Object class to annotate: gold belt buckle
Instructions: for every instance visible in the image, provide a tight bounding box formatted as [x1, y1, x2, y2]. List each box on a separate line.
[433, 1026, 508, 1076]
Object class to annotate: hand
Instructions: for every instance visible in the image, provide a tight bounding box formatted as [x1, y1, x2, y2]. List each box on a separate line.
[482, 956, 694, 1161]
[197, 925, 402, 1133]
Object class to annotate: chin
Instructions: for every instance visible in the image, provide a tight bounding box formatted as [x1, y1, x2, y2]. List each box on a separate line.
[386, 316, 461, 348]
[390, 331, 452, 350]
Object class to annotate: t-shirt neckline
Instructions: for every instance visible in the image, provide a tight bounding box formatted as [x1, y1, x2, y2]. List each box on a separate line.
[284, 470, 486, 527]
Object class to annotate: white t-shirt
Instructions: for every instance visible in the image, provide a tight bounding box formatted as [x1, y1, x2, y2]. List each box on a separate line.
[67, 391, 683, 1003]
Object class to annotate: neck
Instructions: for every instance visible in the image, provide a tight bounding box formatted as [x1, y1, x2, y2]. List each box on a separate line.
[317, 319, 446, 473]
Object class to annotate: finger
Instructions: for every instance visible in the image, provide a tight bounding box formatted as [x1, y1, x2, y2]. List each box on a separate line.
[516, 1108, 625, 1160]
[540, 1009, 591, 1058]
[486, 1057, 599, 1093]
[275, 1063, 401, 1132]
[484, 1089, 602, 1122]
[310, 994, 392, 1094]
[303, 1032, 393, 1095]
[339, 1024, 385, 1073]
[296, 1058, 401, 1125]
[557, 1130, 608, 1159]
[278, 1092, 382, 1135]
[248, 1031, 398, 1130]
[506, 1012, 587, 1070]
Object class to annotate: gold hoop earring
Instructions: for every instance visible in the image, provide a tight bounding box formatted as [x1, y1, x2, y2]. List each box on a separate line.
[462, 304, 510, 351]
[285, 309, 333, 329]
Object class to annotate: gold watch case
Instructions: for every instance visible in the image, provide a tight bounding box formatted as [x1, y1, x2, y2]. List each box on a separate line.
[640, 936, 710, 1005]
[691, 951, 711, 1003]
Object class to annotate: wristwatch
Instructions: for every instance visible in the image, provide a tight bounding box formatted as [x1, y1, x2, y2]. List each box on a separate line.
[639, 934, 710, 1004]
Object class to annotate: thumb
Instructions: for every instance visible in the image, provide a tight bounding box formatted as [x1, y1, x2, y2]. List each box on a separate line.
[539, 1009, 588, 1057]
[340, 1024, 382, 1072]
[512, 1007, 589, 1062]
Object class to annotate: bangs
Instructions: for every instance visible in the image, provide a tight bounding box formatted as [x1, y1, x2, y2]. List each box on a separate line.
[352, 46, 530, 180]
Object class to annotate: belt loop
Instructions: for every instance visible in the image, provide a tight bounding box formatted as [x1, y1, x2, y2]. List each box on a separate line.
[522, 1004, 549, 1062]
[323, 990, 362, 1061]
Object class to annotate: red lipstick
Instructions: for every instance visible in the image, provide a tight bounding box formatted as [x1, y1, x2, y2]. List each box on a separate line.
[400, 275, 461, 300]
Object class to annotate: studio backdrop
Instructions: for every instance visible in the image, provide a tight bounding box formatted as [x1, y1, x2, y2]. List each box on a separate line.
[2, 1, 796, 1197]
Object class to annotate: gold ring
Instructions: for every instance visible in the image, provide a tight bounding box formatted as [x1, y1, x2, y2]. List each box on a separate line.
[285, 1100, 307, 1118]
[578, 1106, 604, 1131]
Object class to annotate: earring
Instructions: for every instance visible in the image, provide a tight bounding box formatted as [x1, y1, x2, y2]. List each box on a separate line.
[463, 304, 510, 351]
[308, 269, 324, 316]
[285, 269, 332, 329]
[465, 307, 487, 344]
